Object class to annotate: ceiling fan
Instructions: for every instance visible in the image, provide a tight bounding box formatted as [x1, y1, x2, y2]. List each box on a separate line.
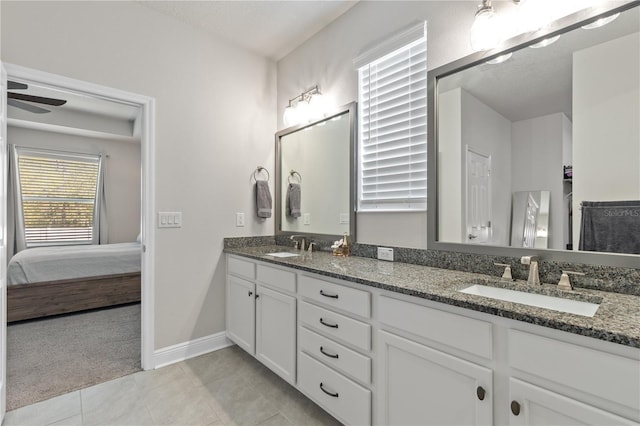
[7, 81, 67, 114]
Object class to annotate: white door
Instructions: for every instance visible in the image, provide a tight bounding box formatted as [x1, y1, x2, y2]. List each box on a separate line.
[378, 330, 493, 426]
[255, 284, 296, 384]
[522, 193, 540, 248]
[466, 147, 492, 244]
[0, 63, 8, 420]
[509, 379, 636, 425]
[225, 276, 255, 354]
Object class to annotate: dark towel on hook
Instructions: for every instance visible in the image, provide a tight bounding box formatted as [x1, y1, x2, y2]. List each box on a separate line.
[286, 183, 301, 218]
[255, 180, 272, 218]
[579, 200, 640, 254]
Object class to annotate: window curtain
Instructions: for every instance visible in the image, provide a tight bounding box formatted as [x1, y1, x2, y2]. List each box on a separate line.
[7, 144, 26, 259]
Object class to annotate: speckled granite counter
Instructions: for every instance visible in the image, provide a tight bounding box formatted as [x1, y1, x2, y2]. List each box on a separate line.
[224, 245, 640, 349]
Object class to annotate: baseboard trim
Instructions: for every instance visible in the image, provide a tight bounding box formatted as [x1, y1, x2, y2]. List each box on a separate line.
[153, 331, 234, 368]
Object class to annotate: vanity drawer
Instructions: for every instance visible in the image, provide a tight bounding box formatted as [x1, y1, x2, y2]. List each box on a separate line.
[299, 275, 370, 318]
[299, 301, 371, 352]
[257, 264, 296, 293]
[298, 351, 371, 426]
[227, 256, 255, 280]
[509, 329, 640, 411]
[379, 295, 493, 360]
[299, 326, 371, 384]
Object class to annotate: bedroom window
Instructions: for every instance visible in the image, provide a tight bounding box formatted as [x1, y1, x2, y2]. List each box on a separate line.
[355, 22, 428, 211]
[15, 147, 103, 247]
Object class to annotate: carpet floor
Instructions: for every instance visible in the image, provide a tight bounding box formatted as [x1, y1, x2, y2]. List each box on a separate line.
[7, 303, 141, 411]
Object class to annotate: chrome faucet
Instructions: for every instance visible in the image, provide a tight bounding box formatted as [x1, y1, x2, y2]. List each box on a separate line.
[289, 235, 306, 250]
[520, 255, 540, 285]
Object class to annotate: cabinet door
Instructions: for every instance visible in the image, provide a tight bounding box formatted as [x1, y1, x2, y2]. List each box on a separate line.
[509, 379, 637, 426]
[226, 275, 256, 354]
[378, 331, 492, 426]
[256, 284, 296, 384]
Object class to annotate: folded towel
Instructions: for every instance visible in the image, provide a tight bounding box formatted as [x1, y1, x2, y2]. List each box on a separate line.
[579, 200, 640, 254]
[286, 183, 301, 218]
[255, 181, 272, 218]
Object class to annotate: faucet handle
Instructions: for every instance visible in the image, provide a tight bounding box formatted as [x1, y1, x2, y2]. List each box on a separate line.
[494, 263, 513, 281]
[557, 270, 585, 291]
[520, 255, 538, 265]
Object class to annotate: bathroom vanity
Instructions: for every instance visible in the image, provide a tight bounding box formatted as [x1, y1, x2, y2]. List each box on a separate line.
[225, 245, 640, 426]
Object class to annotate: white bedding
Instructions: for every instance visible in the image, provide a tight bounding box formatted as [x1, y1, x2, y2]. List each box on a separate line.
[7, 242, 141, 285]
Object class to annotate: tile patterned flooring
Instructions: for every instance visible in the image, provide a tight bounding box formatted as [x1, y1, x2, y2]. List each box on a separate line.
[3, 346, 343, 426]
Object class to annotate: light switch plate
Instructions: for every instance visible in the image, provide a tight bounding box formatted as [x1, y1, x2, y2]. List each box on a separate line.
[158, 212, 182, 228]
[339, 213, 350, 224]
[236, 212, 245, 227]
[377, 247, 394, 261]
[303, 213, 311, 225]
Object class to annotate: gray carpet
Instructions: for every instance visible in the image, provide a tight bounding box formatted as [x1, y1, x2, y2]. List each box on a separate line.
[7, 303, 141, 411]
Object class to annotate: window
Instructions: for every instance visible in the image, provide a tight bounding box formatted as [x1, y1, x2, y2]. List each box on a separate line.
[356, 23, 427, 211]
[15, 147, 102, 246]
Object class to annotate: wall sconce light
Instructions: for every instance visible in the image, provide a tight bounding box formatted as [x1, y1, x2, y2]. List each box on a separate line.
[283, 85, 328, 127]
[470, 0, 503, 52]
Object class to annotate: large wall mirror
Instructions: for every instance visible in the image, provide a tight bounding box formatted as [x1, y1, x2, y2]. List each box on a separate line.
[275, 102, 356, 241]
[428, 2, 639, 267]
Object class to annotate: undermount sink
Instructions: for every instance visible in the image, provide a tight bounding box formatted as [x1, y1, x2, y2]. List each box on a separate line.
[265, 252, 300, 258]
[459, 284, 600, 317]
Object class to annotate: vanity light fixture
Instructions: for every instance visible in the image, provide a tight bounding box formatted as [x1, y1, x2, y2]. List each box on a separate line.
[513, 0, 552, 33]
[529, 34, 560, 48]
[283, 85, 327, 127]
[581, 12, 620, 30]
[470, 0, 503, 51]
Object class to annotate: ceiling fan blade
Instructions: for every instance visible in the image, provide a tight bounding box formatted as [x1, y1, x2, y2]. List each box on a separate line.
[8, 81, 28, 90]
[8, 92, 67, 106]
[8, 98, 51, 114]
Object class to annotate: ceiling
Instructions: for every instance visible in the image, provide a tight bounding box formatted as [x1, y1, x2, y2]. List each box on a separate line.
[138, 0, 359, 61]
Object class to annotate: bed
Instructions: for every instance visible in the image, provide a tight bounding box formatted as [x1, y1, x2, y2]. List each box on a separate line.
[7, 242, 141, 322]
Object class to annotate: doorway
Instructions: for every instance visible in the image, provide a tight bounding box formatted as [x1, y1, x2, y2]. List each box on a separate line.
[1, 63, 155, 417]
[465, 146, 492, 244]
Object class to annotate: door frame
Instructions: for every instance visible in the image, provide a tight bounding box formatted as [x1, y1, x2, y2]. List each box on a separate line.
[3, 64, 156, 373]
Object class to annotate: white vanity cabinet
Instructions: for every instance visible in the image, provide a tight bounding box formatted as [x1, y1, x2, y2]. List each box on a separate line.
[377, 295, 493, 426]
[226, 256, 297, 384]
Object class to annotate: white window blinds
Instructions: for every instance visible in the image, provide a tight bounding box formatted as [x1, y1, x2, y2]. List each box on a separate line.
[16, 148, 102, 246]
[357, 24, 427, 211]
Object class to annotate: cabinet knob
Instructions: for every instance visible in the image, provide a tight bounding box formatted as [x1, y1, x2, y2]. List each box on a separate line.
[255, 293, 260, 299]
[476, 386, 486, 401]
[511, 400, 521, 416]
[248, 291, 253, 297]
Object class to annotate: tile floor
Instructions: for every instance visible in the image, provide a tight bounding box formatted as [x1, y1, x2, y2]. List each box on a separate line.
[3, 345, 343, 426]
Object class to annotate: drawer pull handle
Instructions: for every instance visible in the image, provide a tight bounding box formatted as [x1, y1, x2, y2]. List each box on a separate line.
[320, 346, 339, 359]
[320, 290, 339, 299]
[511, 401, 521, 416]
[320, 382, 339, 398]
[476, 386, 486, 401]
[319, 318, 339, 329]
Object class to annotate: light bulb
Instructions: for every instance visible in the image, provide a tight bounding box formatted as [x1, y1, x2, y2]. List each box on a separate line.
[470, 7, 502, 51]
[581, 13, 620, 30]
[283, 105, 298, 127]
[308, 93, 327, 121]
[486, 52, 512, 64]
[296, 100, 310, 124]
[516, 0, 552, 33]
[529, 34, 560, 48]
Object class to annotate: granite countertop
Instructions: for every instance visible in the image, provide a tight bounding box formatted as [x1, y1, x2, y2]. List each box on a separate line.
[224, 245, 640, 349]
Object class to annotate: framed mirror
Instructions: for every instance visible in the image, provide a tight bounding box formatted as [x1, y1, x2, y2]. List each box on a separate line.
[428, 2, 639, 267]
[275, 102, 356, 241]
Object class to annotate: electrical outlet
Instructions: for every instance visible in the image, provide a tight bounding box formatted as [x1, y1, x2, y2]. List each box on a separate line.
[339, 213, 350, 224]
[303, 213, 311, 225]
[377, 247, 394, 261]
[236, 212, 245, 227]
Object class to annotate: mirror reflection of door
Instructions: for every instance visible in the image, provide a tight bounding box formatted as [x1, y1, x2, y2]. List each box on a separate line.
[466, 146, 491, 244]
[522, 193, 539, 248]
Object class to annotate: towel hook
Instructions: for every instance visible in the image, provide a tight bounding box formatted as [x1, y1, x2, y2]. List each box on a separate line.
[288, 170, 302, 184]
[253, 166, 270, 182]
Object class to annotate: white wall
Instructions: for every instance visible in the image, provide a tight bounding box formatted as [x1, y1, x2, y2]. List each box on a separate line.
[1, 1, 277, 350]
[7, 126, 141, 244]
[572, 32, 640, 248]
[511, 113, 570, 250]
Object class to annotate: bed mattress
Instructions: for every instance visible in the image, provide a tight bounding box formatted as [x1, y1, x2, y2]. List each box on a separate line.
[8, 242, 141, 285]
